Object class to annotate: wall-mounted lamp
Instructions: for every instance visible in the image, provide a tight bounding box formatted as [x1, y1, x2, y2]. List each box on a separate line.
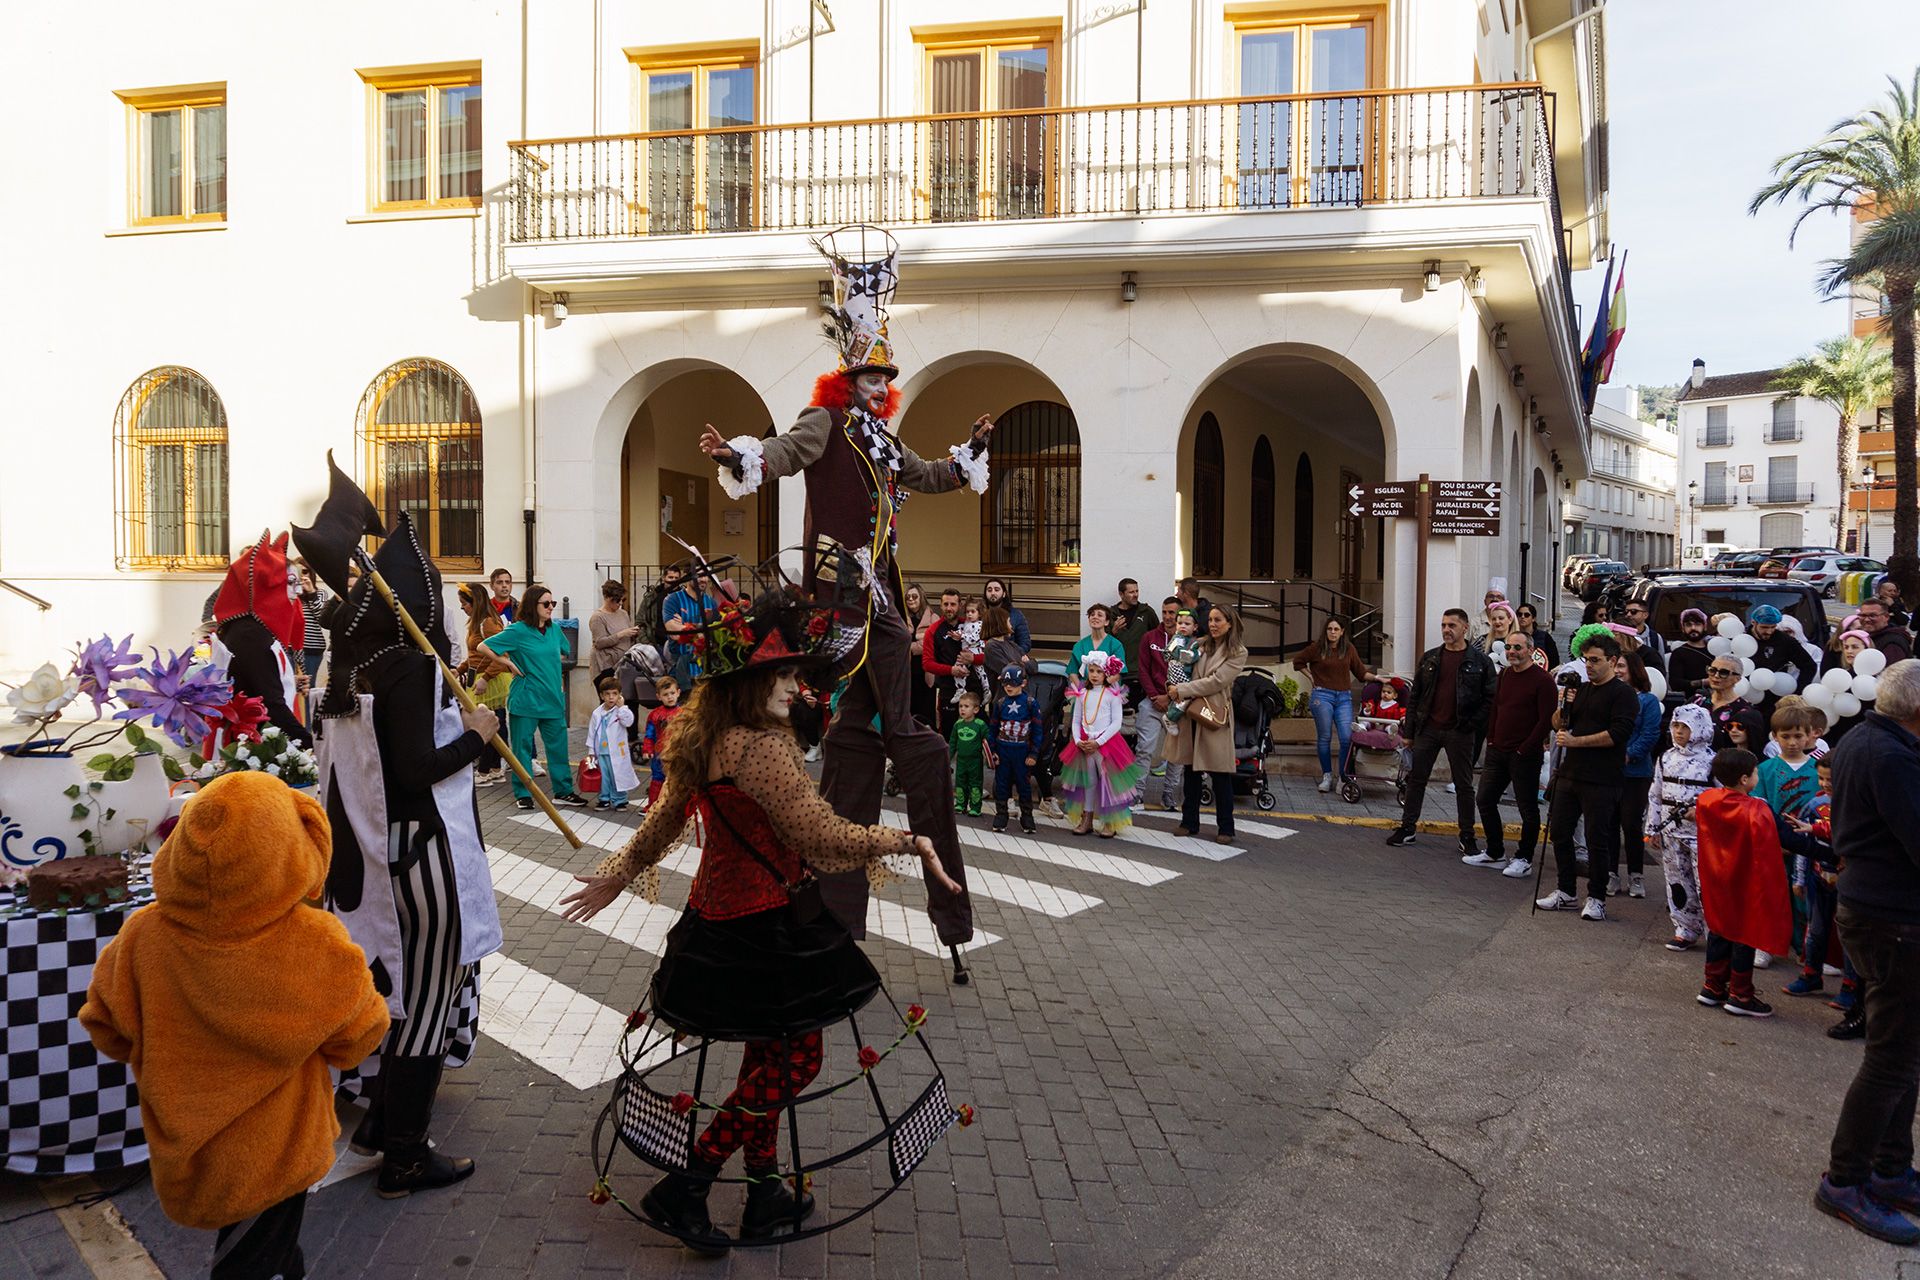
[1534, 416, 1549, 435]
[817, 279, 834, 311]
[1527, 397, 1538, 418]
[1121, 271, 1138, 303]
[1493, 324, 1509, 352]
[1466, 268, 1486, 299]
[1511, 365, 1526, 389]
[548, 293, 569, 321]
[1422, 261, 1441, 293]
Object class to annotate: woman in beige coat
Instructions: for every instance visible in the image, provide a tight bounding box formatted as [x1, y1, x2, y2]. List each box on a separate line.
[1168, 604, 1248, 843]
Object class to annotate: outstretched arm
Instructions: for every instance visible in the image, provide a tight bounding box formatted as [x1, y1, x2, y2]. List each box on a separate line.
[702, 408, 835, 498]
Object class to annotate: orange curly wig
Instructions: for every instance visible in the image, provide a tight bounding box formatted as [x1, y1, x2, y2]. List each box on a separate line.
[811, 371, 900, 421]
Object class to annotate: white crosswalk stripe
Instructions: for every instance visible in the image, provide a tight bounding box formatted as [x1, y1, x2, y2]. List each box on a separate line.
[875, 811, 1179, 887]
[478, 953, 662, 1090]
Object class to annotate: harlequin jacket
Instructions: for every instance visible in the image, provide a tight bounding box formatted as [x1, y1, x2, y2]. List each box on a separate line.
[79, 772, 389, 1229]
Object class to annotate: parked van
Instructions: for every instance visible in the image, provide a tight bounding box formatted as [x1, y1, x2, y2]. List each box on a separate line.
[1683, 542, 1736, 570]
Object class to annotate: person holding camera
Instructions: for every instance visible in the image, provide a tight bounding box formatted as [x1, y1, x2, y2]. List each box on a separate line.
[1385, 608, 1497, 852]
[1536, 630, 1642, 921]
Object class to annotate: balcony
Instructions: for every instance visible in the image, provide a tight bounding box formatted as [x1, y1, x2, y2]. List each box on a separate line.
[1850, 486, 1899, 512]
[1766, 421, 1804, 444]
[512, 85, 1557, 238]
[1754, 485, 1816, 506]
[1698, 491, 1736, 509]
[1696, 429, 1733, 448]
[1859, 430, 1894, 455]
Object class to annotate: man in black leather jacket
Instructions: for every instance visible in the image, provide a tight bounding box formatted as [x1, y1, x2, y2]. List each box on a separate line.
[1386, 608, 1498, 852]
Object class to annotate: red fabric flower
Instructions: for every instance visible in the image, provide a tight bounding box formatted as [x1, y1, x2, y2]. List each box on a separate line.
[956, 1103, 976, 1128]
[625, 1008, 647, 1032]
[588, 1181, 612, 1205]
[806, 613, 830, 638]
[672, 1092, 697, 1115]
[857, 1045, 881, 1071]
[905, 1004, 927, 1029]
[211, 691, 268, 744]
[690, 636, 707, 653]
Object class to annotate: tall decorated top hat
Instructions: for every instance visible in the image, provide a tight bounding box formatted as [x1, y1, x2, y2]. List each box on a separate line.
[812, 225, 900, 381]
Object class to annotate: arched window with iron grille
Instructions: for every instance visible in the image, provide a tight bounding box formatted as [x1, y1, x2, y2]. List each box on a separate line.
[1293, 453, 1315, 578]
[113, 366, 230, 570]
[1250, 436, 1275, 578]
[981, 400, 1080, 574]
[356, 358, 483, 572]
[1192, 414, 1224, 578]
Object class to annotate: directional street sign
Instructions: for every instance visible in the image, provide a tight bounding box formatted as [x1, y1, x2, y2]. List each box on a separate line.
[1429, 478, 1502, 537]
[1347, 482, 1416, 518]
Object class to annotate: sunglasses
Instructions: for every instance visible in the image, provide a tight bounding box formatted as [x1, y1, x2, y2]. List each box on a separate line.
[539, 600, 557, 609]
[1708, 667, 1737, 677]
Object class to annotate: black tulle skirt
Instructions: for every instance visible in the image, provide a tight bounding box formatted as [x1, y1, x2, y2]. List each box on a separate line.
[649, 898, 881, 1041]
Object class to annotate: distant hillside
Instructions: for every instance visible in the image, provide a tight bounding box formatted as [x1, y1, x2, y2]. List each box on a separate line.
[1639, 384, 1679, 423]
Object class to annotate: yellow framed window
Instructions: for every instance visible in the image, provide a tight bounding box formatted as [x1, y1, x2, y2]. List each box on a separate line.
[357, 359, 483, 572]
[1230, 6, 1383, 207]
[631, 47, 758, 234]
[919, 26, 1057, 223]
[364, 67, 482, 211]
[119, 86, 226, 225]
[114, 367, 231, 570]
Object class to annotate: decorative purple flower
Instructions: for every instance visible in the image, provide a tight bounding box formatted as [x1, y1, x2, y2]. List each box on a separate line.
[71, 634, 141, 711]
[116, 650, 235, 747]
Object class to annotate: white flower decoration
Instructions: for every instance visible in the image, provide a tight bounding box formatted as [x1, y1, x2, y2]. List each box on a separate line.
[7, 663, 80, 724]
[262, 726, 284, 740]
[266, 763, 282, 777]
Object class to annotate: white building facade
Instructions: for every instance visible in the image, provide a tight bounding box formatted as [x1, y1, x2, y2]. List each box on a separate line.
[1564, 384, 1678, 568]
[0, 0, 1608, 677]
[1674, 364, 1845, 556]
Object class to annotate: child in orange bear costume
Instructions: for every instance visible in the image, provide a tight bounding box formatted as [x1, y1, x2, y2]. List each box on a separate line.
[80, 771, 389, 1280]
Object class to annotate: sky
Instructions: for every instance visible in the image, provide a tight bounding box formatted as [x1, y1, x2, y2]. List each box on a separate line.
[1578, 1, 1920, 392]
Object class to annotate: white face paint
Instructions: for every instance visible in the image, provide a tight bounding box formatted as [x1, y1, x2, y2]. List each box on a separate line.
[766, 667, 801, 721]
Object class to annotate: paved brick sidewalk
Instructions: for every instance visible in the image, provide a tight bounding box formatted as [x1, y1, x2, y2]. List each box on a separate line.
[50, 763, 1520, 1279]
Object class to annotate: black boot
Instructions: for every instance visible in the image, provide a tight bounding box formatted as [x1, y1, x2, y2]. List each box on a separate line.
[992, 801, 1008, 833]
[1018, 797, 1036, 834]
[739, 1170, 815, 1240]
[640, 1157, 729, 1255]
[348, 1071, 387, 1156]
[1830, 1006, 1867, 1040]
[375, 1055, 475, 1199]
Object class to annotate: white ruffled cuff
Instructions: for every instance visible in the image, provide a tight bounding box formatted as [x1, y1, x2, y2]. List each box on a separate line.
[949, 444, 990, 494]
[716, 435, 765, 499]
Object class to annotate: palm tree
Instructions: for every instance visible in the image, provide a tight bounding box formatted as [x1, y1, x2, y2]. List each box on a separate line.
[1771, 336, 1894, 548]
[1751, 69, 1920, 596]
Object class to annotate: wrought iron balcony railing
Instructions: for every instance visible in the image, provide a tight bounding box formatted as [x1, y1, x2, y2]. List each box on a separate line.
[1697, 428, 1733, 448]
[508, 84, 1565, 256]
[1767, 421, 1804, 443]
[1756, 484, 1817, 506]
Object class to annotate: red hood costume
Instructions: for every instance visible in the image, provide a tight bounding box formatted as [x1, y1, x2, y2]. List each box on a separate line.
[1694, 788, 1792, 955]
[210, 531, 310, 746]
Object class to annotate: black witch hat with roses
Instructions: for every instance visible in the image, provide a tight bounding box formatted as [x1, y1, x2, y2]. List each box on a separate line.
[686, 538, 867, 684]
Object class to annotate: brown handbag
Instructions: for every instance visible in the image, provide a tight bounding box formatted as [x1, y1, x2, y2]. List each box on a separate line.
[1188, 694, 1229, 729]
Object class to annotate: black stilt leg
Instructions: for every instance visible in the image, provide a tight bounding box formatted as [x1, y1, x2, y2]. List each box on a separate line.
[949, 944, 970, 985]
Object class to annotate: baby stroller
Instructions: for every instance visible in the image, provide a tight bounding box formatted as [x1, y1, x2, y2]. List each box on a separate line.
[1340, 675, 1412, 806]
[1026, 660, 1070, 806]
[1197, 668, 1282, 812]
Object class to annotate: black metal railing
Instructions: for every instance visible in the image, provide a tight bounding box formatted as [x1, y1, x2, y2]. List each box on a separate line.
[510, 84, 1563, 247]
[1757, 484, 1816, 506]
[1767, 421, 1804, 444]
[1696, 428, 1733, 448]
[1197, 578, 1386, 666]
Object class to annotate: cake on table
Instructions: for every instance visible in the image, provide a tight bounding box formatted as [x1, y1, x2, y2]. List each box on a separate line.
[25, 855, 131, 912]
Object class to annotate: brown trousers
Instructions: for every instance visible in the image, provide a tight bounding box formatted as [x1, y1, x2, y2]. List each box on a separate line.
[818, 598, 974, 945]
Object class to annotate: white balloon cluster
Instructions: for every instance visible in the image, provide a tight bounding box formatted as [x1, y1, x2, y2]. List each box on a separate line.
[1801, 647, 1886, 719]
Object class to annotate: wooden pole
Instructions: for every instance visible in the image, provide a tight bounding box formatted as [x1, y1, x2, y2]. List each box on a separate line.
[1415, 473, 1431, 659]
[359, 558, 583, 849]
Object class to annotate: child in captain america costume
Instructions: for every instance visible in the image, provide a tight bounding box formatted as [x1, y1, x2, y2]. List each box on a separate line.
[988, 665, 1041, 834]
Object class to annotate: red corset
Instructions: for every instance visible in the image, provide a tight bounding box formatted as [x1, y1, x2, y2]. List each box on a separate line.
[687, 782, 808, 921]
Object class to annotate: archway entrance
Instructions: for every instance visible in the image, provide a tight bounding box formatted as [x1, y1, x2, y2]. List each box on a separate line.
[1180, 350, 1390, 659]
[615, 366, 774, 596]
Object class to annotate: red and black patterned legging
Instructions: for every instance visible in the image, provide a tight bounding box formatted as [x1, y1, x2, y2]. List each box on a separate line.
[692, 1031, 824, 1171]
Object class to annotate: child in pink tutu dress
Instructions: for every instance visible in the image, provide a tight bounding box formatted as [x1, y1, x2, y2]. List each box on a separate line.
[1062, 652, 1147, 837]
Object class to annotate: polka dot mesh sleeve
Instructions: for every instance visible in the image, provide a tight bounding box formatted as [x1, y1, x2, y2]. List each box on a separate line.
[717, 728, 915, 872]
[596, 779, 691, 886]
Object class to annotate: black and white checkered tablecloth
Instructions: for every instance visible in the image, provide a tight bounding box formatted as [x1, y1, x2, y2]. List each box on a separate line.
[2, 882, 153, 1175]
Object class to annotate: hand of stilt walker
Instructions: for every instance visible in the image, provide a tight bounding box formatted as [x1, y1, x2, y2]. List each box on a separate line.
[359, 556, 583, 849]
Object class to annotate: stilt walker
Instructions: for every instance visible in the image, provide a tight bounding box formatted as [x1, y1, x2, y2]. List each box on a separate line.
[698, 225, 991, 982]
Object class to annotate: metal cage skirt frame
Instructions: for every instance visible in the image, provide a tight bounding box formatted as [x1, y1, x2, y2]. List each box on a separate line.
[588, 986, 970, 1247]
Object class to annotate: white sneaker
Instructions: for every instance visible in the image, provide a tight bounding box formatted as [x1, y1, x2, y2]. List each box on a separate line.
[1580, 897, 1607, 922]
[1317, 772, 1333, 793]
[1606, 872, 1620, 896]
[803, 743, 822, 763]
[1536, 889, 1578, 911]
[1462, 852, 1509, 869]
[1445, 782, 1457, 794]
[1754, 950, 1773, 970]
[1502, 857, 1533, 879]
[1823, 963, 1844, 978]
[1629, 873, 1646, 899]
[531, 759, 546, 776]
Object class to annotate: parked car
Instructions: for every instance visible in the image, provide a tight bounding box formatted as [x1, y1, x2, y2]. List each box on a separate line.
[1770, 545, 1843, 559]
[1707, 549, 1752, 570]
[1787, 555, 1886, 597]
[1562, 553, 1604, 594]
[1685, 542, 1738, 570]
[1620, 574, 1830, 674]
[1576, 559, 1630, 602]
[1720, 551, 1771, 575]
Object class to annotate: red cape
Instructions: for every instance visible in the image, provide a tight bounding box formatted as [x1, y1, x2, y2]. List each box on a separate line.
[1694, 788, 1791, 955]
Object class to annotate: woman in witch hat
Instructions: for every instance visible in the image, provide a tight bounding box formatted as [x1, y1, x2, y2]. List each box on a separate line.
[559, 546, 963, 1251]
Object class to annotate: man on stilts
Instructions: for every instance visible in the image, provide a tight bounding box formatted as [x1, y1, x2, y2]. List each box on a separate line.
[698, 226, 990, 981]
